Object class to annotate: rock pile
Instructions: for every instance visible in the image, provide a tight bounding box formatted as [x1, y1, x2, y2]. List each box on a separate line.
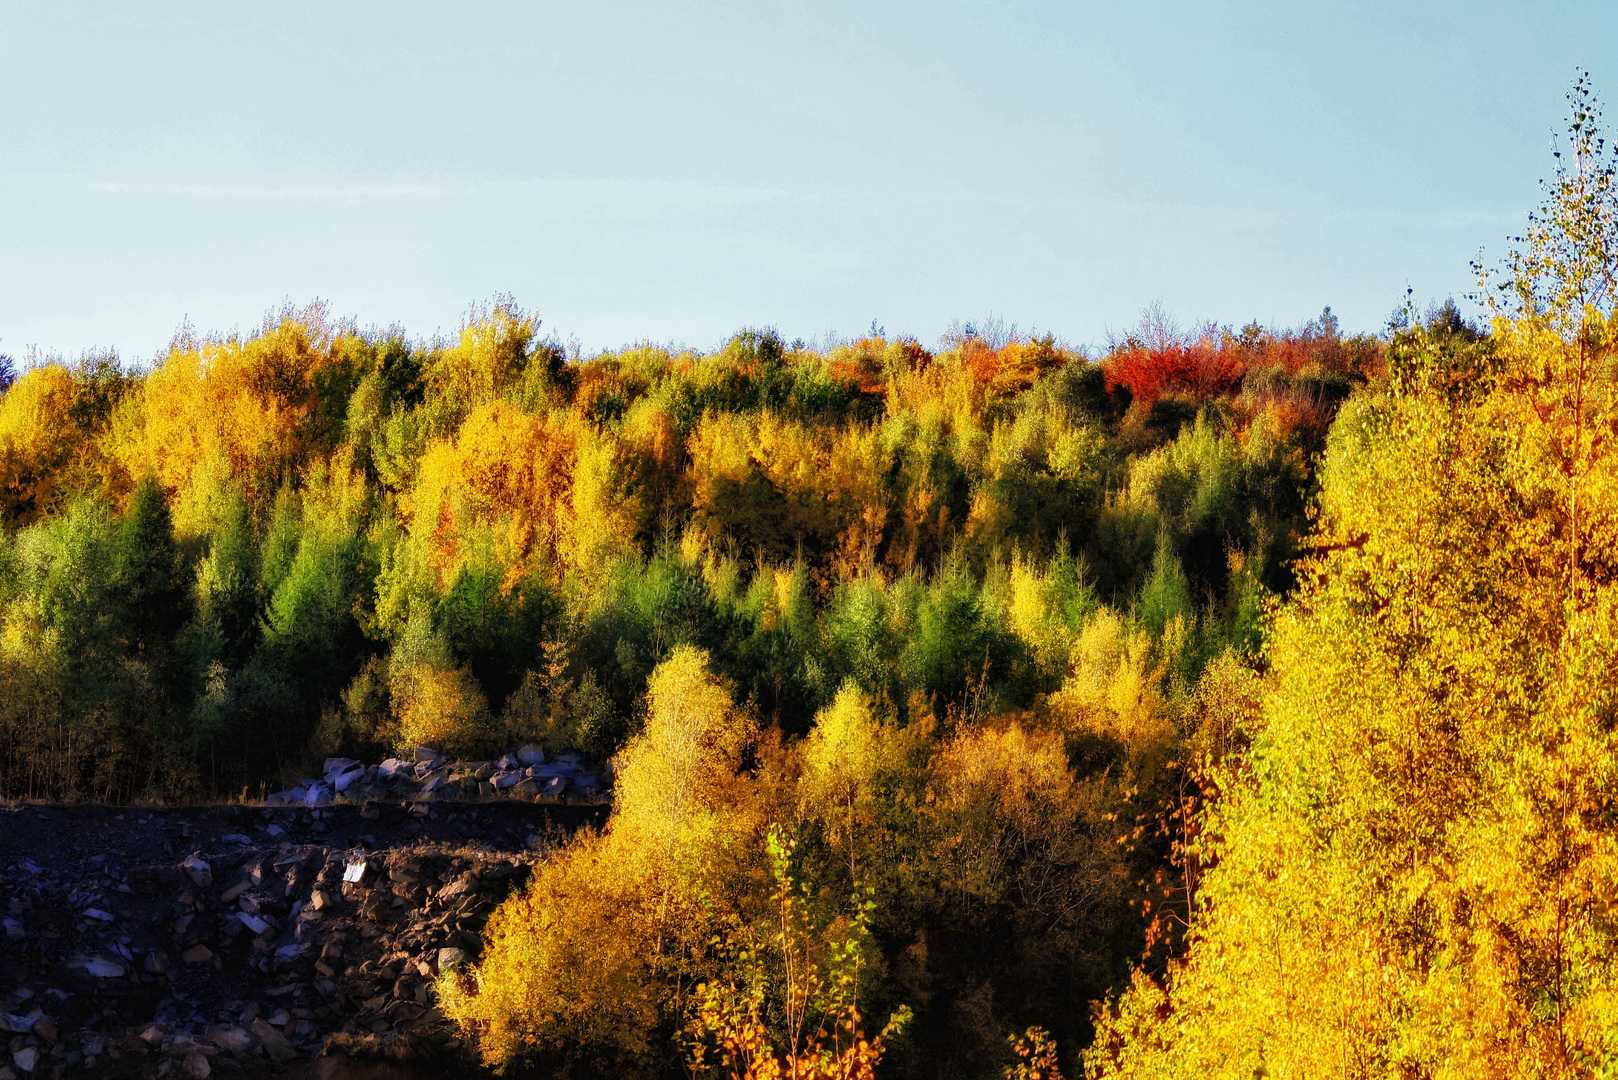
[0, 801, 606, 1077]
[264, 745, 608, 810]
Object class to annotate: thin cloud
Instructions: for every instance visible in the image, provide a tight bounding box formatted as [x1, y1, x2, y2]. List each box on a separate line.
[85, 181, 460, 200]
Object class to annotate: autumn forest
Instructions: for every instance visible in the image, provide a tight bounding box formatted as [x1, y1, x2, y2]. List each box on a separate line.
[3, 76, 1618, 1080]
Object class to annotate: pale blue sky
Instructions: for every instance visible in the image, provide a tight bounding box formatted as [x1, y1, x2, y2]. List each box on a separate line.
[3, 1, 1614, 362]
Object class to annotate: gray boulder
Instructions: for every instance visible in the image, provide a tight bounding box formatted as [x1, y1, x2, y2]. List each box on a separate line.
[323, 758, 365, 791]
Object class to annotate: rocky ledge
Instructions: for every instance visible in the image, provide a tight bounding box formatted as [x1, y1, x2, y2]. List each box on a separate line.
[0, 800, 607, 1078]
[264, 744, 610, 810]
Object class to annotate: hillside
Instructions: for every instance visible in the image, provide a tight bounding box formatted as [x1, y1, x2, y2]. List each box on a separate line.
[7, 77, 1614, 1080]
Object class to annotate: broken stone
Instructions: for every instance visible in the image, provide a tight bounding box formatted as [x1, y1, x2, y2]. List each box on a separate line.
[181, 856, 212, 887]
[414, 746, 442, 763]
[517, 743, 546, 766]
[82, 907, 114, 922]
[30, 1018, 54, 1044]
[300, 783, 334, 808]
[542, 776, 571, 798]
[1, 920, 21, 939]
[250, 1020, 294, 1062]
[10, 1048, 36, 1073]
[496, 754, 520, 771]
[437, 947, 469, 971]
[84, 957, 125, 978]
[342, 859, 376, 886]
[263, 782, 315, 807]
[237, 913, 270, 935]
[310, 889, 335, 911]
[0, 1015, 32, 1034]
[203, 1025, 258, 1056]
[511, 777, 542, 797]
[438, 872, 478, 900]
[220, 880, 251, 903]
[221, 832, 252, 845]
[323, 758, 366, 791]
[377, 758, 409, 780]
[491, 770, 522, 789]
[184, 1050, 210, 1079]
[181, 944, 214, 964]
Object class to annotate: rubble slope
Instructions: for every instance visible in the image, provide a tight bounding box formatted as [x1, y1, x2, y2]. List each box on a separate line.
[0, 801, 606, 1079]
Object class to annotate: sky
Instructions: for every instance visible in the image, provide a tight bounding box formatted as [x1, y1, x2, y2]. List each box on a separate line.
[2, 0, 1615, 363]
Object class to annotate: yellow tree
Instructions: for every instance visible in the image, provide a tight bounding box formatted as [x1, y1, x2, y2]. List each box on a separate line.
[798, 684, 889, 882]
[1086, 77, 1618, 1080]
[424, 296, 539, 413]
[0, 366, 79, 526]
[1483, 69, 1618, 609]
[439, 646, 757, 1073]
[110, 304, 356, 526]
[688, 826, 911, 1080]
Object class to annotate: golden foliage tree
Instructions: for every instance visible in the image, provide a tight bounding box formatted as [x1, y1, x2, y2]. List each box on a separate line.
[439, 646, 757, 1072]
[425, 296, 540, 414]
[688, 826, 911, 1080]
[112, 304, 356, 525]
[402, 399, 577, 587]
[0, 365, 81, 526]
[1087, 77, 1618, 1080]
